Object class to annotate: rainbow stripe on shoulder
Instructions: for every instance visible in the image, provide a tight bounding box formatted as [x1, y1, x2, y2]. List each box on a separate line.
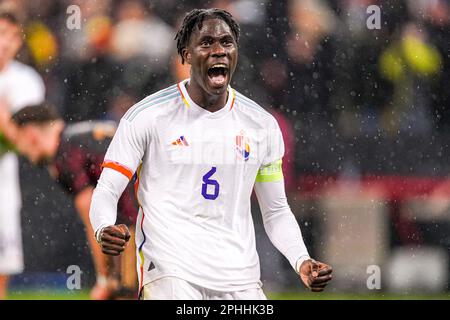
[234, 91, 272, 117]
[124, 84, 180, 121]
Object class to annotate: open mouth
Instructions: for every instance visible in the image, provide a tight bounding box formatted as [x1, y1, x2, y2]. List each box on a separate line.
[207, 63, 228, 87]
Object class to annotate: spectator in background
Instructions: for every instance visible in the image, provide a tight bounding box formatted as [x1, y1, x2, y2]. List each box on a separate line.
[110, 0, 175, 99]
[422, 0, 450, 226]
[59, 0, 112, 60]
[423, 0, 450, 132]
[60, 4, 123, 122]
[282, 0, 344, 175]
[333, 0, 393, 139]
[285, 0, 339, 119]
[378, 22, 441, 136]
[111, 0, 174, 69]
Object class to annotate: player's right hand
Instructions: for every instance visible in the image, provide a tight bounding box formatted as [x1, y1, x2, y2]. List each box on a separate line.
[97, 224, 130, 256]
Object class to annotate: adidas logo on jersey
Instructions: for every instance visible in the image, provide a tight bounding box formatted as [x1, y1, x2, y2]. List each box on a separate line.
[171, 135, 189, 146]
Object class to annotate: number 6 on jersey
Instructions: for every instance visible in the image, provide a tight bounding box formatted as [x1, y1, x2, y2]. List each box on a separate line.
[202, 167, 220, 200]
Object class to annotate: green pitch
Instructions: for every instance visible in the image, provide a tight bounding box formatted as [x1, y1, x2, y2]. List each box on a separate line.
[7, 290, 90, 300]
[6, 290, 450, 300]
[268, 292, 450, 300]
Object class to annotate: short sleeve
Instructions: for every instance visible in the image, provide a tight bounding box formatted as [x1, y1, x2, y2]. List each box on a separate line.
[102, 118, 147, 180]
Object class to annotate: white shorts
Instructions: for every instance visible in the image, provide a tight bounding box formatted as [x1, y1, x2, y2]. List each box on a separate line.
[141, 277, 267, 300]
[0, 153, 23, 275]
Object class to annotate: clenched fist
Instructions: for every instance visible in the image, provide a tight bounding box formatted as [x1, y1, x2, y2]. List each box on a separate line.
[96, 224, 130, 256]
[299, 259, 333, 292]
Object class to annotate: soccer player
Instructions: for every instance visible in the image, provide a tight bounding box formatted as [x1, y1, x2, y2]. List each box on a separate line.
[90, 8, 333, 299]
[0, 8, 45, 299]
[10, 103, 138, 299]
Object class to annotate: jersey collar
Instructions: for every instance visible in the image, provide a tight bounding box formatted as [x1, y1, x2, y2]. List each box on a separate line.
[177, 79, 235, 118]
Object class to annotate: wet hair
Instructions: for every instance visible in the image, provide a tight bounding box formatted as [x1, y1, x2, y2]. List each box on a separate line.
[175, 8, 240, 64]
[12, 103, 62, 127]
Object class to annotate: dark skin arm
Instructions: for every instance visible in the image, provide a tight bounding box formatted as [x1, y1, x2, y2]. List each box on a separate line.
[299, 259, 333, 292]
[98, 224, 130, 256]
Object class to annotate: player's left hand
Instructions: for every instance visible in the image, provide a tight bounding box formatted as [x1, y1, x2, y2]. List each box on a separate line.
[299, 259, 333, 292]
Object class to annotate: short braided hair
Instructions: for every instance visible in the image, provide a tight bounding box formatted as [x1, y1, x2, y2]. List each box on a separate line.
[175, 8, 240, 64]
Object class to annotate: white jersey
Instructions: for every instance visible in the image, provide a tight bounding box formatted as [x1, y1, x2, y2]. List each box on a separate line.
[102, 79, 285, 292]
[0, 60, 45, 274]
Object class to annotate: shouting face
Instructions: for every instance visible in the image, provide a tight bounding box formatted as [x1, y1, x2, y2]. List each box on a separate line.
[183, 18, 238, 96]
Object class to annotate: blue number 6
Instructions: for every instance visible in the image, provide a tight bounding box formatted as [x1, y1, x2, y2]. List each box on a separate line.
[202, 167, 220, 200]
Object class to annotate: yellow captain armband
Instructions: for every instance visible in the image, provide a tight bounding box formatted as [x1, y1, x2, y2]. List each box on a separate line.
[255, 159, 283, 183]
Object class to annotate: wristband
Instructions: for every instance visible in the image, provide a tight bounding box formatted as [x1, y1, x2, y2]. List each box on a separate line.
[295, 255, 313, 274]
[95, 227, 105, 244]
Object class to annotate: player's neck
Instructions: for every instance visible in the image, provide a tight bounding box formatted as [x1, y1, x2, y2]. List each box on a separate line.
[186, 80, 228, 113]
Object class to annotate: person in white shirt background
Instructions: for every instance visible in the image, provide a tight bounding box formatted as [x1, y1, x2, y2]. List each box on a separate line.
[90, 8, 333, 300]
[0, 8, 45, 299]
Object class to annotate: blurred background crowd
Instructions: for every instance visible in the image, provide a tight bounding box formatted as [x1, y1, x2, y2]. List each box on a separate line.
[2, 0, 450, 296]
